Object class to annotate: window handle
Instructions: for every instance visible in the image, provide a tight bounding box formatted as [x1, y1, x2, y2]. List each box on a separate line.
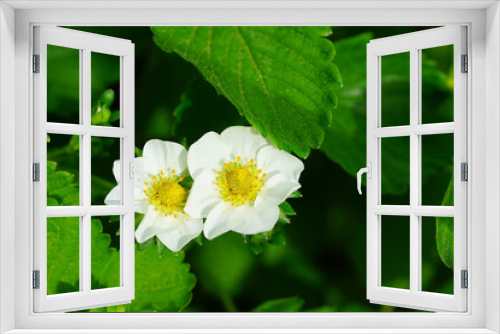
[129, 161, 145, 194]
[357, 162, 372, 195]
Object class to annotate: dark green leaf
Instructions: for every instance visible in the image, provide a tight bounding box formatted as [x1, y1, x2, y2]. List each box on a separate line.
[252, 296, 304, 312]
[279, 201, 296, 216]
[152, 27, 341, 158]
[288, 190, 303, 198]
[437, 176, 454, 269]
[193, 233, 204, 246]
[277, 212, 291, 226]
[135, 146, 143, 158]
[178, 175, 194, 189]
[270, 231, 286, 246]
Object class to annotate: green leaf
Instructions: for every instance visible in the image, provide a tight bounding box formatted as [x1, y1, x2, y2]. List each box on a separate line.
[277, 212, 291, 225]
[437, 176, 454, 269]
[91, 236, 197, 312]
[252, 296, 304, 312]
[90, 219, 121, 290]
[279, 201, 296, 216]
[151, 27, 342, 158]
[47, 216, 80, 295]
[130, 245, 196, 311]
[47, 170, 74, 194]
[173, 78, 247, 146]
[288, 190, 303, 199]
[178, 175, 194, 189]
[47, 198, 58, 207]
[270, 231, 286, 246]
[48, 214, 196, 312]
[47, 161, 79, 206]
[321, 32, 453, 194]
[135, 146, 143, 158]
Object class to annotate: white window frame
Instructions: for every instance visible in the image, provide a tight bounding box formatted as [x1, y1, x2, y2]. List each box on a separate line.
[33, 26, 136, 313]
[366, 26, 468, 312]
[0, 1, 499, 333]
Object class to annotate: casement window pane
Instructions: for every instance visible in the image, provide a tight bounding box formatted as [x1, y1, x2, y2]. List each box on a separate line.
[381, 52, 410, 127]
[47, 216, 80, 295]
[421, 45, 454, 124]
[381, 136, 410, 205]
[91, 52, 121, 127]
[47, 134, 80, 206]
[91, 137, 121, 206]
[91, 216, 121, 290]
[47, 45, 80, 124]
[381, 215, 410, 290]
[421, 134, 454, 206]
[421, 216, 454, 295]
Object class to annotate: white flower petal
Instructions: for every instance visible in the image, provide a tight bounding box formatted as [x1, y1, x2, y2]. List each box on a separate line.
[104, 186, 121, 205]
[135, 206, 177, 243]
[112, 160, 121, 183]
[256, 173, 301, 208]
[157, 217, 203, 252]
[188, 132, 231, 179]
[184, 170, 221, 219]
[134, 197, 149, 214]
[134, 156, 161, 177]
[231, 203, 280, 235]
[257, 145, 304, 181]
[143, 139, 187, 174]
[220, 126, 270, 160]
[204, 202, 280, 239]
[203, 202, 237, 239]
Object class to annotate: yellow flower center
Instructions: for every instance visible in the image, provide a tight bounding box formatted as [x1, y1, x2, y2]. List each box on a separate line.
[216, 157, 266, 207]
[144, 170, 188, 217]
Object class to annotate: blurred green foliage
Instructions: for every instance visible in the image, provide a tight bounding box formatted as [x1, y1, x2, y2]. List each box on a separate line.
[45, 26, 455, 312]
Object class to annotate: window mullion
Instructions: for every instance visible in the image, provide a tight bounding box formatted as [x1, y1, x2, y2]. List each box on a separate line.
[81, 47, 92, 294]
[409, 48, 420, 294]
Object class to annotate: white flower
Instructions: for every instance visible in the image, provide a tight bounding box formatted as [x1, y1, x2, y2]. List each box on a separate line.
[105, 139, 203, 252]
[184, 126, 304, 239]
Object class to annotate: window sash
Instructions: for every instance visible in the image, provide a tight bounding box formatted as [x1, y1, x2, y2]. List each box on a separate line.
[366, 26, 468, 312]
[32, 26, 135, 313]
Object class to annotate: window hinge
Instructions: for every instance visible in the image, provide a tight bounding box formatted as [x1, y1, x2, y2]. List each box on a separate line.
[461, 54, 468, 73]
[461, 270, 468, 289]
[33, 163, 40, 182]
[33, 270, 40, 289]
[33, 54, 40, 73]
[461, 162, 468, 181]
